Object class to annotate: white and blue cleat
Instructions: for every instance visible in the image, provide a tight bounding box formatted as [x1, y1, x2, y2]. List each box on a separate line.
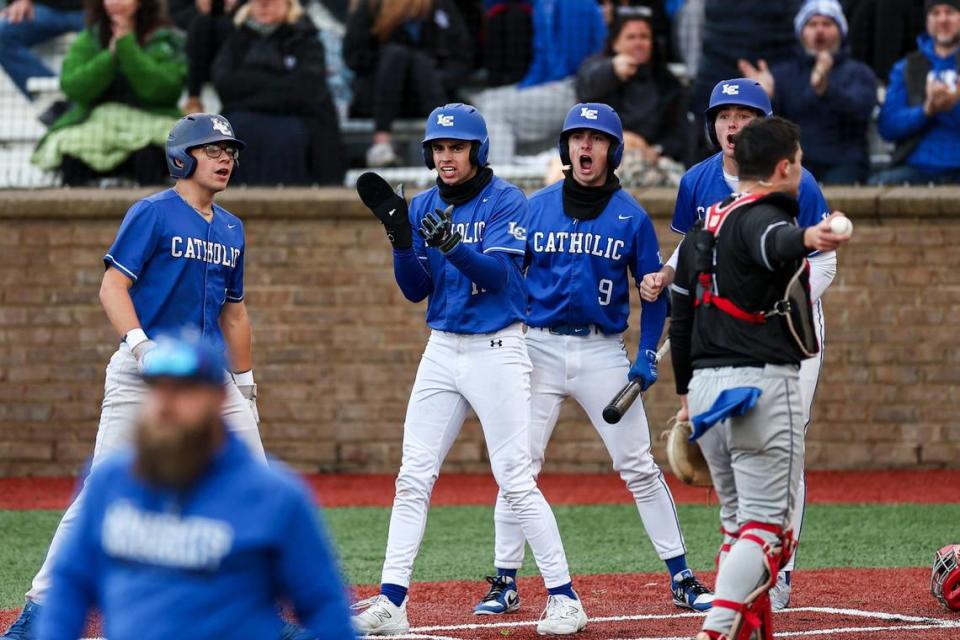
[474, 575, 521, 615]
[672, 569, 715, 611]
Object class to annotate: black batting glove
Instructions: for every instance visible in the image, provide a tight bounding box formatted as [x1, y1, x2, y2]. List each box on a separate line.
[356, 172, 413, 250]
[419, 205, 461, 254]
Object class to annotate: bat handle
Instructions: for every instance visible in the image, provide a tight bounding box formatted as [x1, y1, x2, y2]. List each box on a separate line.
[602, 380, 642, 424]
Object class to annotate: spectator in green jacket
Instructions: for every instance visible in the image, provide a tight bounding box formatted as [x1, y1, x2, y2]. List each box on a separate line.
[31, 0, 187, 186]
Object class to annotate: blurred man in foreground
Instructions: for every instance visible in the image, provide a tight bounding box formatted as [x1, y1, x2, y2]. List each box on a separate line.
[36, 336, 355, 640]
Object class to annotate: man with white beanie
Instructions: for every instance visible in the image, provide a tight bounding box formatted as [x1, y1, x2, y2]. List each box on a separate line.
[739, 0, 878, 184]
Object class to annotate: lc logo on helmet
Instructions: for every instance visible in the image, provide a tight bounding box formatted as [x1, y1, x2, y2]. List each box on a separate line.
[580, 107, 598, 120]
[721, 83, 740, 96]
[212, 118, 232, 136]
[437, 114, 455, 127]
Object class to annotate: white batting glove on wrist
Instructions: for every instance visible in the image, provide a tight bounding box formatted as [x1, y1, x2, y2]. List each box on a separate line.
[233, 370, 259, 424]
[130, 339, 157, 373]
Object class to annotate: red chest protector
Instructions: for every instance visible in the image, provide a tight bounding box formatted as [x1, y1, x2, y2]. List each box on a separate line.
[693, 194, 818, 357]
[694, 193, 771, 324]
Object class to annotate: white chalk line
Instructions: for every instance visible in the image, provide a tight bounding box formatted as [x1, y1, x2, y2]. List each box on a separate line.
[81, 606, 960, 640]
[404, 605, 955, 633]
[611, 622, 960, 640]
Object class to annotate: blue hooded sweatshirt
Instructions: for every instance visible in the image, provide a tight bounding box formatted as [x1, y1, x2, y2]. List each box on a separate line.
[37, 432, 355, 640]
[878, 34, 960, 171]
[519, 0, 606, 88]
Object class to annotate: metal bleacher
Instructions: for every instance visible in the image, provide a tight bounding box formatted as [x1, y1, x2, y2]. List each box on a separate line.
[0, 21, 891, 191]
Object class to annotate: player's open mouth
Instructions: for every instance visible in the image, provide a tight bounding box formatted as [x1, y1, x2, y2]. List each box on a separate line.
[726, 134, 736, 146]
[440, 166, 456, 177]
[579, 155, 593, 171]
[215, 168, 230, 177]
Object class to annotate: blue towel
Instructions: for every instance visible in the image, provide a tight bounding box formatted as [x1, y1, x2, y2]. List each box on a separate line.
[690, 387, 763, 441]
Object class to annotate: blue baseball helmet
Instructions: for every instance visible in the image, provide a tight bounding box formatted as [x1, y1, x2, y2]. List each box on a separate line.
[422, 103, 490, 169]
[704, 78, 773, 148]
[141, 334, 228, 387]
[166, 113, 246, 179]
[558, 103, 625, 171]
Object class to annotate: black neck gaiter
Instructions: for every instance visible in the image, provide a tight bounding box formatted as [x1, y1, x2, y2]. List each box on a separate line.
[437, 166, 494, 205]
[561, 169, 622, 220]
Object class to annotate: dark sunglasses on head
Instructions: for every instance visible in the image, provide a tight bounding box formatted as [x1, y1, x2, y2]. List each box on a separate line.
[201, 143, 239, 160]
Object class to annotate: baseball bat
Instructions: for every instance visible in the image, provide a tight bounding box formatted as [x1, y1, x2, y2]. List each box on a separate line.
[602, 339, 671, 425]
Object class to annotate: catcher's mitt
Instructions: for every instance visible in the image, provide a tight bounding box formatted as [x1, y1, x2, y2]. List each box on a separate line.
[661, 417, 713, 487]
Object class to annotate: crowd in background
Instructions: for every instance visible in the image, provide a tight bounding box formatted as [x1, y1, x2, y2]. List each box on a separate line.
[0, 0, 958, 188]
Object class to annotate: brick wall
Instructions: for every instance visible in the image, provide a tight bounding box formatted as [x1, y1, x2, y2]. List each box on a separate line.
[1, 186, 958, 476]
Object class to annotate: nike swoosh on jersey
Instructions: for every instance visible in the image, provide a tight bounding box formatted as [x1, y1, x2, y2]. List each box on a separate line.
[388, 209, 396, 217]
[227, 224, 237, 229]
[618, 215, 632, 220]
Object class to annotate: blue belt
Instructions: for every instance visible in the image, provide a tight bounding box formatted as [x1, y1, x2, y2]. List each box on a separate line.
[548, 324, 595, 337]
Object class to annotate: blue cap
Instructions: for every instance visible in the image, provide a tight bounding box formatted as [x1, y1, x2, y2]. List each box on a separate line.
[704, 78, 773, 148]
[558, 103, 625, 170]
[421, 103, 490, 169]
[141, 336, 227, 386]
[166, 113, 246, 179]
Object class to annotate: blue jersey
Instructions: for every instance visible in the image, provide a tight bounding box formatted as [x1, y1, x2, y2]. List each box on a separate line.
[37, 432, 354, 640]
[525, 182, 663, 336]
[104, 189, 245, 352]
[671, 152, 829, 235]
[410, 176, 528, 334]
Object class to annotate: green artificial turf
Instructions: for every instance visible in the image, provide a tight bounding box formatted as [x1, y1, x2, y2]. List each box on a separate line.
[2, 503, 958, 610]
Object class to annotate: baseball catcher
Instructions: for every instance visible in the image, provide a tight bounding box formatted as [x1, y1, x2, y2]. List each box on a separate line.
[669, 116, 850, 640]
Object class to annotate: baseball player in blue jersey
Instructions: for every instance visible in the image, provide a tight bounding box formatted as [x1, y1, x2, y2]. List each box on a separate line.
[473, 103, 714, 619]
[353, 103, 587, 636]
[1, 113, 267, 640]
[36, 336, 354, 640]
[640, 79, 839, 610]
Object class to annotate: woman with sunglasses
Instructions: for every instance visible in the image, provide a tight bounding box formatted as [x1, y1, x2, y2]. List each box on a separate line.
[0, 113, 283, 640]
[30, 0, 187, 186]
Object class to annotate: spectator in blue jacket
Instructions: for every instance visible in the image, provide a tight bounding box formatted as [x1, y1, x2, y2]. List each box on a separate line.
[476, 0, 606, 164]
[871, 0, 960, 185]
[739, 0, 877, 184]
[35, 337, 355, 640]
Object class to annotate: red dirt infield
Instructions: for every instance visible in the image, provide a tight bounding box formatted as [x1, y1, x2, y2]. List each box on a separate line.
[2, 568, 956, 639]
[1, 469, 959, 510]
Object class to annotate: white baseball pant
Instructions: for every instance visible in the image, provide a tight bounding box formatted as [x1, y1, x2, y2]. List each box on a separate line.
[26, 344, 265, 602]
[380, 323, 572, 589]
[493, 328, 687, 570]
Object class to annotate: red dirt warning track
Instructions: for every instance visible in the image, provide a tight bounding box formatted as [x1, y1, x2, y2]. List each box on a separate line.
[2, 568, 956, 639]
[2, 469, 959, 510]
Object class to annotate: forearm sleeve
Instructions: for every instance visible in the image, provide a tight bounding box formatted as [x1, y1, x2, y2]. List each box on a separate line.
[393, 248, 433, 302]
[443, 244, 512, 293]
[639, 294, 668, 354]
[669, 282, 695, 395]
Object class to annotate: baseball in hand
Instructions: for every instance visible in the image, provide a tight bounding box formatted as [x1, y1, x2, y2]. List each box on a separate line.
[830, 215, 853, 237]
